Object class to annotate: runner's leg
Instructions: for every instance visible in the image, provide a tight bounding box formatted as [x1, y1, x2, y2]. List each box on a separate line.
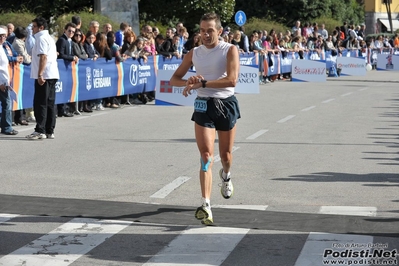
[195, 123, 216, 200]
[217, 125, 236, 174]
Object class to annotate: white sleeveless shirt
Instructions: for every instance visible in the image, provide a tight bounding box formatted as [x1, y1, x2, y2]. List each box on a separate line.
[192, 41, 234, 99]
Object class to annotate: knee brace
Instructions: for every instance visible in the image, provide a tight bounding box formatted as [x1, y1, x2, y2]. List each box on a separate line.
[200, 157, 212, 172]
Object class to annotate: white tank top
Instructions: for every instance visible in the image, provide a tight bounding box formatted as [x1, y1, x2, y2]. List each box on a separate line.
[192, 41, 234, 99]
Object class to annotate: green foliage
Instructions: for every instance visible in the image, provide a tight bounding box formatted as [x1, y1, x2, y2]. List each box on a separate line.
[139, 0, 235, 33]
[313, 16, 342, 36]
[54, 11, 119, 38]
[0, 0, 93, 20]
[0, 11, 36, 28]
[242, 17, 288, 35]
[235, 0, 364, 28]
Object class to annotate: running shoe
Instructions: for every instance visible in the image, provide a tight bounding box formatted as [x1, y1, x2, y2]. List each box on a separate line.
[195, 203, 213, 225]
[26, 132, 47, 140]
[219, 169, 234, 199]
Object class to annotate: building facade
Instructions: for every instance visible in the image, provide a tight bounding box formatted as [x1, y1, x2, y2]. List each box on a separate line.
[364, 0, 399, 34]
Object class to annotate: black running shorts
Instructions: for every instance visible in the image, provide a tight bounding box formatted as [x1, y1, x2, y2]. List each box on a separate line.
[191, 95, 241, 131]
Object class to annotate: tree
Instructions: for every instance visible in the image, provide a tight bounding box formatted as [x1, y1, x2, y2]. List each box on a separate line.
[235, 0, 364, 27]
[138, 0, 235, 32]
[1, 0, 93, 19]
[383, 0, 393, 33]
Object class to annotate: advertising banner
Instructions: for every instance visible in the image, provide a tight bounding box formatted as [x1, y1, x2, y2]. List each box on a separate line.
[291, 59, 326, 82]
[376, 54, 399, 71]
[336, 57, 366, 76]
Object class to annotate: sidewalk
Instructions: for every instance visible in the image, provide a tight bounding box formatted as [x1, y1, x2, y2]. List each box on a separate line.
[327, 70, 399, 83]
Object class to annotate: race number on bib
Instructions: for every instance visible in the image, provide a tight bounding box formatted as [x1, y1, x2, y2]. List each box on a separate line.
[194, 99, 207, 113]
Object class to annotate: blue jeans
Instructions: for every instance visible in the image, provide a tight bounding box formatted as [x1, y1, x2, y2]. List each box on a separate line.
[0, 89, 13, 133]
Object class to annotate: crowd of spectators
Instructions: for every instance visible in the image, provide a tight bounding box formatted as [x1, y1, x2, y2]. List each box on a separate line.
[1, 17, 197, 126]
[2, 17, 399, 127]
[223, 21, 399, 84]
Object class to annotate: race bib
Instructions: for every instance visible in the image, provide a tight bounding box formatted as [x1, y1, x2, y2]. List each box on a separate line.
[194, 99, 207, 113]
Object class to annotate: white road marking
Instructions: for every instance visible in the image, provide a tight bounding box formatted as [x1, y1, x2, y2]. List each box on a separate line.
[277, 115, 296, 123]
[301, 106, 316, 112]
[0, 213, 19, 224]
[341, 92, 353, 97]
[213, 205, 268, 211]
[319, 206, 377, 217]
[150, 176, 192, 198]
[322, 98, 335, 103]
[294, 232, 373, 266]
[246, 129, 268, 140]
[0, 218, 132, 266]
[214, 146, 240, 162]
[143, 226, 249, 266]
[358, 88, 368, 91]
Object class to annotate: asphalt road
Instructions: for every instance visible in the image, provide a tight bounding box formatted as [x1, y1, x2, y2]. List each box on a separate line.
[0, 70, 398, 266]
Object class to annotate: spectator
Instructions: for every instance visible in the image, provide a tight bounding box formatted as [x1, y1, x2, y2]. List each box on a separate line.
[318, 24, 328, 40]
[2, 25, 24, 126]
[89, 21, 100, 35]
[71, 16, 82, 29]
[171, 35, 181, 58]
[25, 23, 35, 56]
[152, 26, 160, 37]
[346, 36, 360, 50]
[124, 37, 149, 61]
[302, 23, 309, 38]
[155, 34, 172, 58]
[0, 27, 18, 135]
[393, 33, 399, 48]
[121, 29, 136, 54]
[325, 35, 338, 56]
[292, 20, 301, 35]
[238, 26, 249, 52]
[106, 31, 124, 108]
[11, 26, 32, 126]
[83, 31, 100, 60]
[12, 27, 31, 65]
[102, 23, 112, 35]
[177, 26, 188, 54]
[115, 22, 129, 47]
[142, 25, 156, 56]
[72, 28, 88, 60]
[26, 16, 59, 140]
[92, 32, 112, 110]
[162, 28, 174, 54]
[231, 30, 244, 53]
[56, 22, 78, 117]
[358, 24, 366, 39]
[72, 28, 91, 113]
[6, 23, 15, 44]
[374, 35, 384, 49]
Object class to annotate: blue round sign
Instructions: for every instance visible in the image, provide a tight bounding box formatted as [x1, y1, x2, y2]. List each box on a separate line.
[235, 10, 247, 27]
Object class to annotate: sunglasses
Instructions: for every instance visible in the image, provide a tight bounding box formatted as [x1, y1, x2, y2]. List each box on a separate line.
[68, 29, 75, 34]
[74, 34, 82, 37]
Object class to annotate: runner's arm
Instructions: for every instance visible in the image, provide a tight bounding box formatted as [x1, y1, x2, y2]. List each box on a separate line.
[170, 49, 193, 87]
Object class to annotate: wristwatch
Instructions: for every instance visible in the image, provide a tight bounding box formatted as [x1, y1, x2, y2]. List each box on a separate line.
[201, 79, 207, 88]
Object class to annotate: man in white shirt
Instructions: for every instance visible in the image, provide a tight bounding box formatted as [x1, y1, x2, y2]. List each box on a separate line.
[292, 20, 301, 35]
[26, 17, 60, 140]
[318, 24, 328, 40]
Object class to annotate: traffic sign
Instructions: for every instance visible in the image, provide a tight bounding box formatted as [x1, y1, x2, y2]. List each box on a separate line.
[235, 10, 247, 27]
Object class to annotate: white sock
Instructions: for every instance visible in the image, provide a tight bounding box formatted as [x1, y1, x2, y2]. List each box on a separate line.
[222, 171, 231, 180]
[202, 197, 210, 208]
